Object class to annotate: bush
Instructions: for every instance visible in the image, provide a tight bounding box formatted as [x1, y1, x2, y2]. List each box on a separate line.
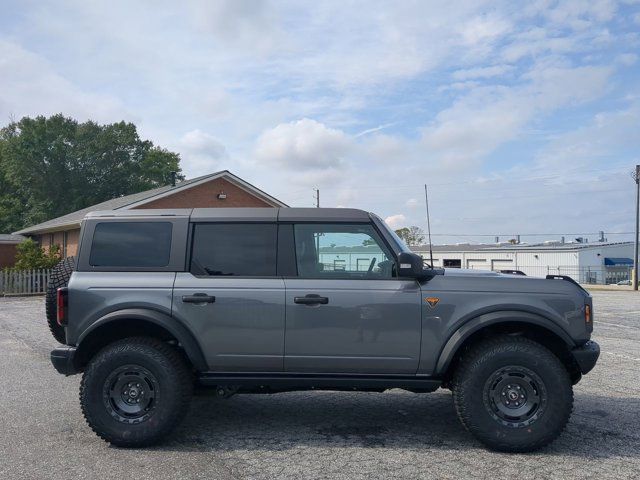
[13, 238, 61, 270]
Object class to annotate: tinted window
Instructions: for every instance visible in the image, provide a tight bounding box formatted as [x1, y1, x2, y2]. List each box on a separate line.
[293, 224, 394, 278]
[90, 222, 172, 267]
[191, 223, 277, 276]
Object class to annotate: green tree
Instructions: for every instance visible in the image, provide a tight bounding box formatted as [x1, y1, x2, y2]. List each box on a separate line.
[394, 226, 425, 246]
[13, 239, 61, 270]
[0, 115, 184, 233]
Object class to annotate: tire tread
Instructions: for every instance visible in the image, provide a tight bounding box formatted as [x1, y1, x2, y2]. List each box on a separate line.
[451, 335, 573, 452]
[79, 336, 193, 447]
[45, 256, 76, 343]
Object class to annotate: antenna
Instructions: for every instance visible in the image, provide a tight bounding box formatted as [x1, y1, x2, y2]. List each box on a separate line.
[424, 184, 434, 269]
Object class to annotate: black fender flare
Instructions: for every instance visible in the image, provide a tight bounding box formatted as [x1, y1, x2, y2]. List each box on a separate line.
[77, 308, 207, 371]
[434, 310, 575, 376]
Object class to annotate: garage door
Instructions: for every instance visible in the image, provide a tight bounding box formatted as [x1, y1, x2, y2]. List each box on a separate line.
[466, 259, 490, 270]
[491, 259, 513, 271]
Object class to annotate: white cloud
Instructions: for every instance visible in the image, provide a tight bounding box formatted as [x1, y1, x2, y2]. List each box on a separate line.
[420, 63, 613, 169]
[0, 40, 130, 124]
[458, 13, 512, 45]
[452, 65, 514, 80]
[189, 0, 280, 53]
[534, 100, 640, 172]
[616, 53, 638, 66]
[178, 129, 228, 175]
[385, 214, 407, 230]
[254, 118, 352, 169]
[355, 123, 395, 137]
[542, 0, 616, 27]
[180, 129, 227, 156]
[1, 0, 636, 241]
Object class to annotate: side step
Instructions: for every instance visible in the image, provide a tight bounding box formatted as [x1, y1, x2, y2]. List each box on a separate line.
[197, 372, 441, 393]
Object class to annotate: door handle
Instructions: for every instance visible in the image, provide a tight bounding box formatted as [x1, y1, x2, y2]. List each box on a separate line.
[294, 294, 329, 305]
[182, 293, 215, 304]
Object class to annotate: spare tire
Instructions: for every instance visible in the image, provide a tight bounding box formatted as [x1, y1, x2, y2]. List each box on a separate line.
[45, 256, 76, 344]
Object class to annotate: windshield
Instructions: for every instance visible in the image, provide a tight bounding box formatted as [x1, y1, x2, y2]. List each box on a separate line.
[370, 213, 412, 253]
[388, 226, 412, 252]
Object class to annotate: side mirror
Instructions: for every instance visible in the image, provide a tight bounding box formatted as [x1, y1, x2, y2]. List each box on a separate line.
[397, 252, 426, 279]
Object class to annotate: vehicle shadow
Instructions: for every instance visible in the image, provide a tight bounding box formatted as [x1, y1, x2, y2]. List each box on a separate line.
[151, 390, 640, 458]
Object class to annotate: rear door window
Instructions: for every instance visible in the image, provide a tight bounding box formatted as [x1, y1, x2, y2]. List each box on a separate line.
[90, 222, 173, 267]
[190, 223, 277, 276]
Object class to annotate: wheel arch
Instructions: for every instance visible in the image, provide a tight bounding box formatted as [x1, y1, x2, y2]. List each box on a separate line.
[74, 309, 207, 371]
[435, 310, 581, 384]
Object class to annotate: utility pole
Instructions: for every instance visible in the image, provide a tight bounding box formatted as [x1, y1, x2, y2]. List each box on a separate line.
[315, 189, 320, 208]
[633, 165, 640, 290]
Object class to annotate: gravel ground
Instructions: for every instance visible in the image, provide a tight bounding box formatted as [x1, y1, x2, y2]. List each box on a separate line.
[0, 292, 638, 479]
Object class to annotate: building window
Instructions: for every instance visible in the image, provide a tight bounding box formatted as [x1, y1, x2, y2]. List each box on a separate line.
[443, 259, 461, 268]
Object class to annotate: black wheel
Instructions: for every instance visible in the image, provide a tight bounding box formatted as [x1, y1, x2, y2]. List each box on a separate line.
[452, 335, 573, 452]
[80, 337, 193, 447]
[45, 256, 76, 344]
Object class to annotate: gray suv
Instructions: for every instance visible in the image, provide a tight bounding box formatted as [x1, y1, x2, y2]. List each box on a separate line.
[48, 208, 599, 452]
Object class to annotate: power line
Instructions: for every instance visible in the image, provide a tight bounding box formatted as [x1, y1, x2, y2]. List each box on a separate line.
[309, 164, 632, 192]
[416, 232, 635, 237]
[300, 186, 632, 209]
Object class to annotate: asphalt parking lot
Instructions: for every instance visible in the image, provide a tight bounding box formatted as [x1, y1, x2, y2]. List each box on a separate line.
[0, 292, 638, 480]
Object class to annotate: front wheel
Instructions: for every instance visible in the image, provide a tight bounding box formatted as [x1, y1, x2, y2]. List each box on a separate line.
[80, 337, 193, 447]
[452, 335, 573, 452]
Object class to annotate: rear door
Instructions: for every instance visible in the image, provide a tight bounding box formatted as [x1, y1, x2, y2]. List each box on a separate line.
[173, 221, 285, 372]
[283, 223, 422, 374]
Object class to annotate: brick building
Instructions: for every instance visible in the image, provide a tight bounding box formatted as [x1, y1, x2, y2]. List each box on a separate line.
[13, 170, 287, 258]
[0, 234, 26, 268]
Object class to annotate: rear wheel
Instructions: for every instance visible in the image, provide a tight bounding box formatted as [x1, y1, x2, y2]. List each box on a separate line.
[45, 256, 75, 343]
[80, 337, 192, 447]
[452, 335, 573, 452]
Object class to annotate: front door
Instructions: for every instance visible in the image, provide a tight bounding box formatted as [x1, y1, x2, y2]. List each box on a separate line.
[284, 223, 422, 374]
[172, 222, 285, 372]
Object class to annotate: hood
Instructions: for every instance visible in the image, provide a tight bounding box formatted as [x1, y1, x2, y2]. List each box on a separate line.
[436, 268, 589, 297]
[442, 268, 502, 277]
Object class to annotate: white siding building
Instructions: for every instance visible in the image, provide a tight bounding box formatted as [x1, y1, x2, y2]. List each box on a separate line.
[411, 241, 634, 285]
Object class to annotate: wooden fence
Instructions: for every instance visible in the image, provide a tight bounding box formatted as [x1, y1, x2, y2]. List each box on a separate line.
[0, 269, 52, 295]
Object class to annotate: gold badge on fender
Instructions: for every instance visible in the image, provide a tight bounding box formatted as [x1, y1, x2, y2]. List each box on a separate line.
[426, 297, 440, 308]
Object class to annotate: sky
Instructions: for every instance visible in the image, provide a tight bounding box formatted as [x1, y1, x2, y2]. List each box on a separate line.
[1, 0, 639, 244]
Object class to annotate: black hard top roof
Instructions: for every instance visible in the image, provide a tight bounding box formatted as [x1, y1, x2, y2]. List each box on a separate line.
[86, 208, 372, 223]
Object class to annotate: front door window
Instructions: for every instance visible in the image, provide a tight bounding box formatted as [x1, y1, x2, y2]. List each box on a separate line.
[293, 224, 395, 278]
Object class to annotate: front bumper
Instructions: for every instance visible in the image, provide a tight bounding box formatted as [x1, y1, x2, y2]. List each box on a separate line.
[50, 346, 79, 376]
[571, 340, 600, 374]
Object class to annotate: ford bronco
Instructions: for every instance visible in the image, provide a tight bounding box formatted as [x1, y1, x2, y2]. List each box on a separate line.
[47, 208, 599, 451]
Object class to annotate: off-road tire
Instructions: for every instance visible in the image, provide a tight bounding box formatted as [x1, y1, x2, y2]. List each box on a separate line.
[80, 337, 193, 447]
[45, 256, 76, 343]
[452, 335, 573, 452]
